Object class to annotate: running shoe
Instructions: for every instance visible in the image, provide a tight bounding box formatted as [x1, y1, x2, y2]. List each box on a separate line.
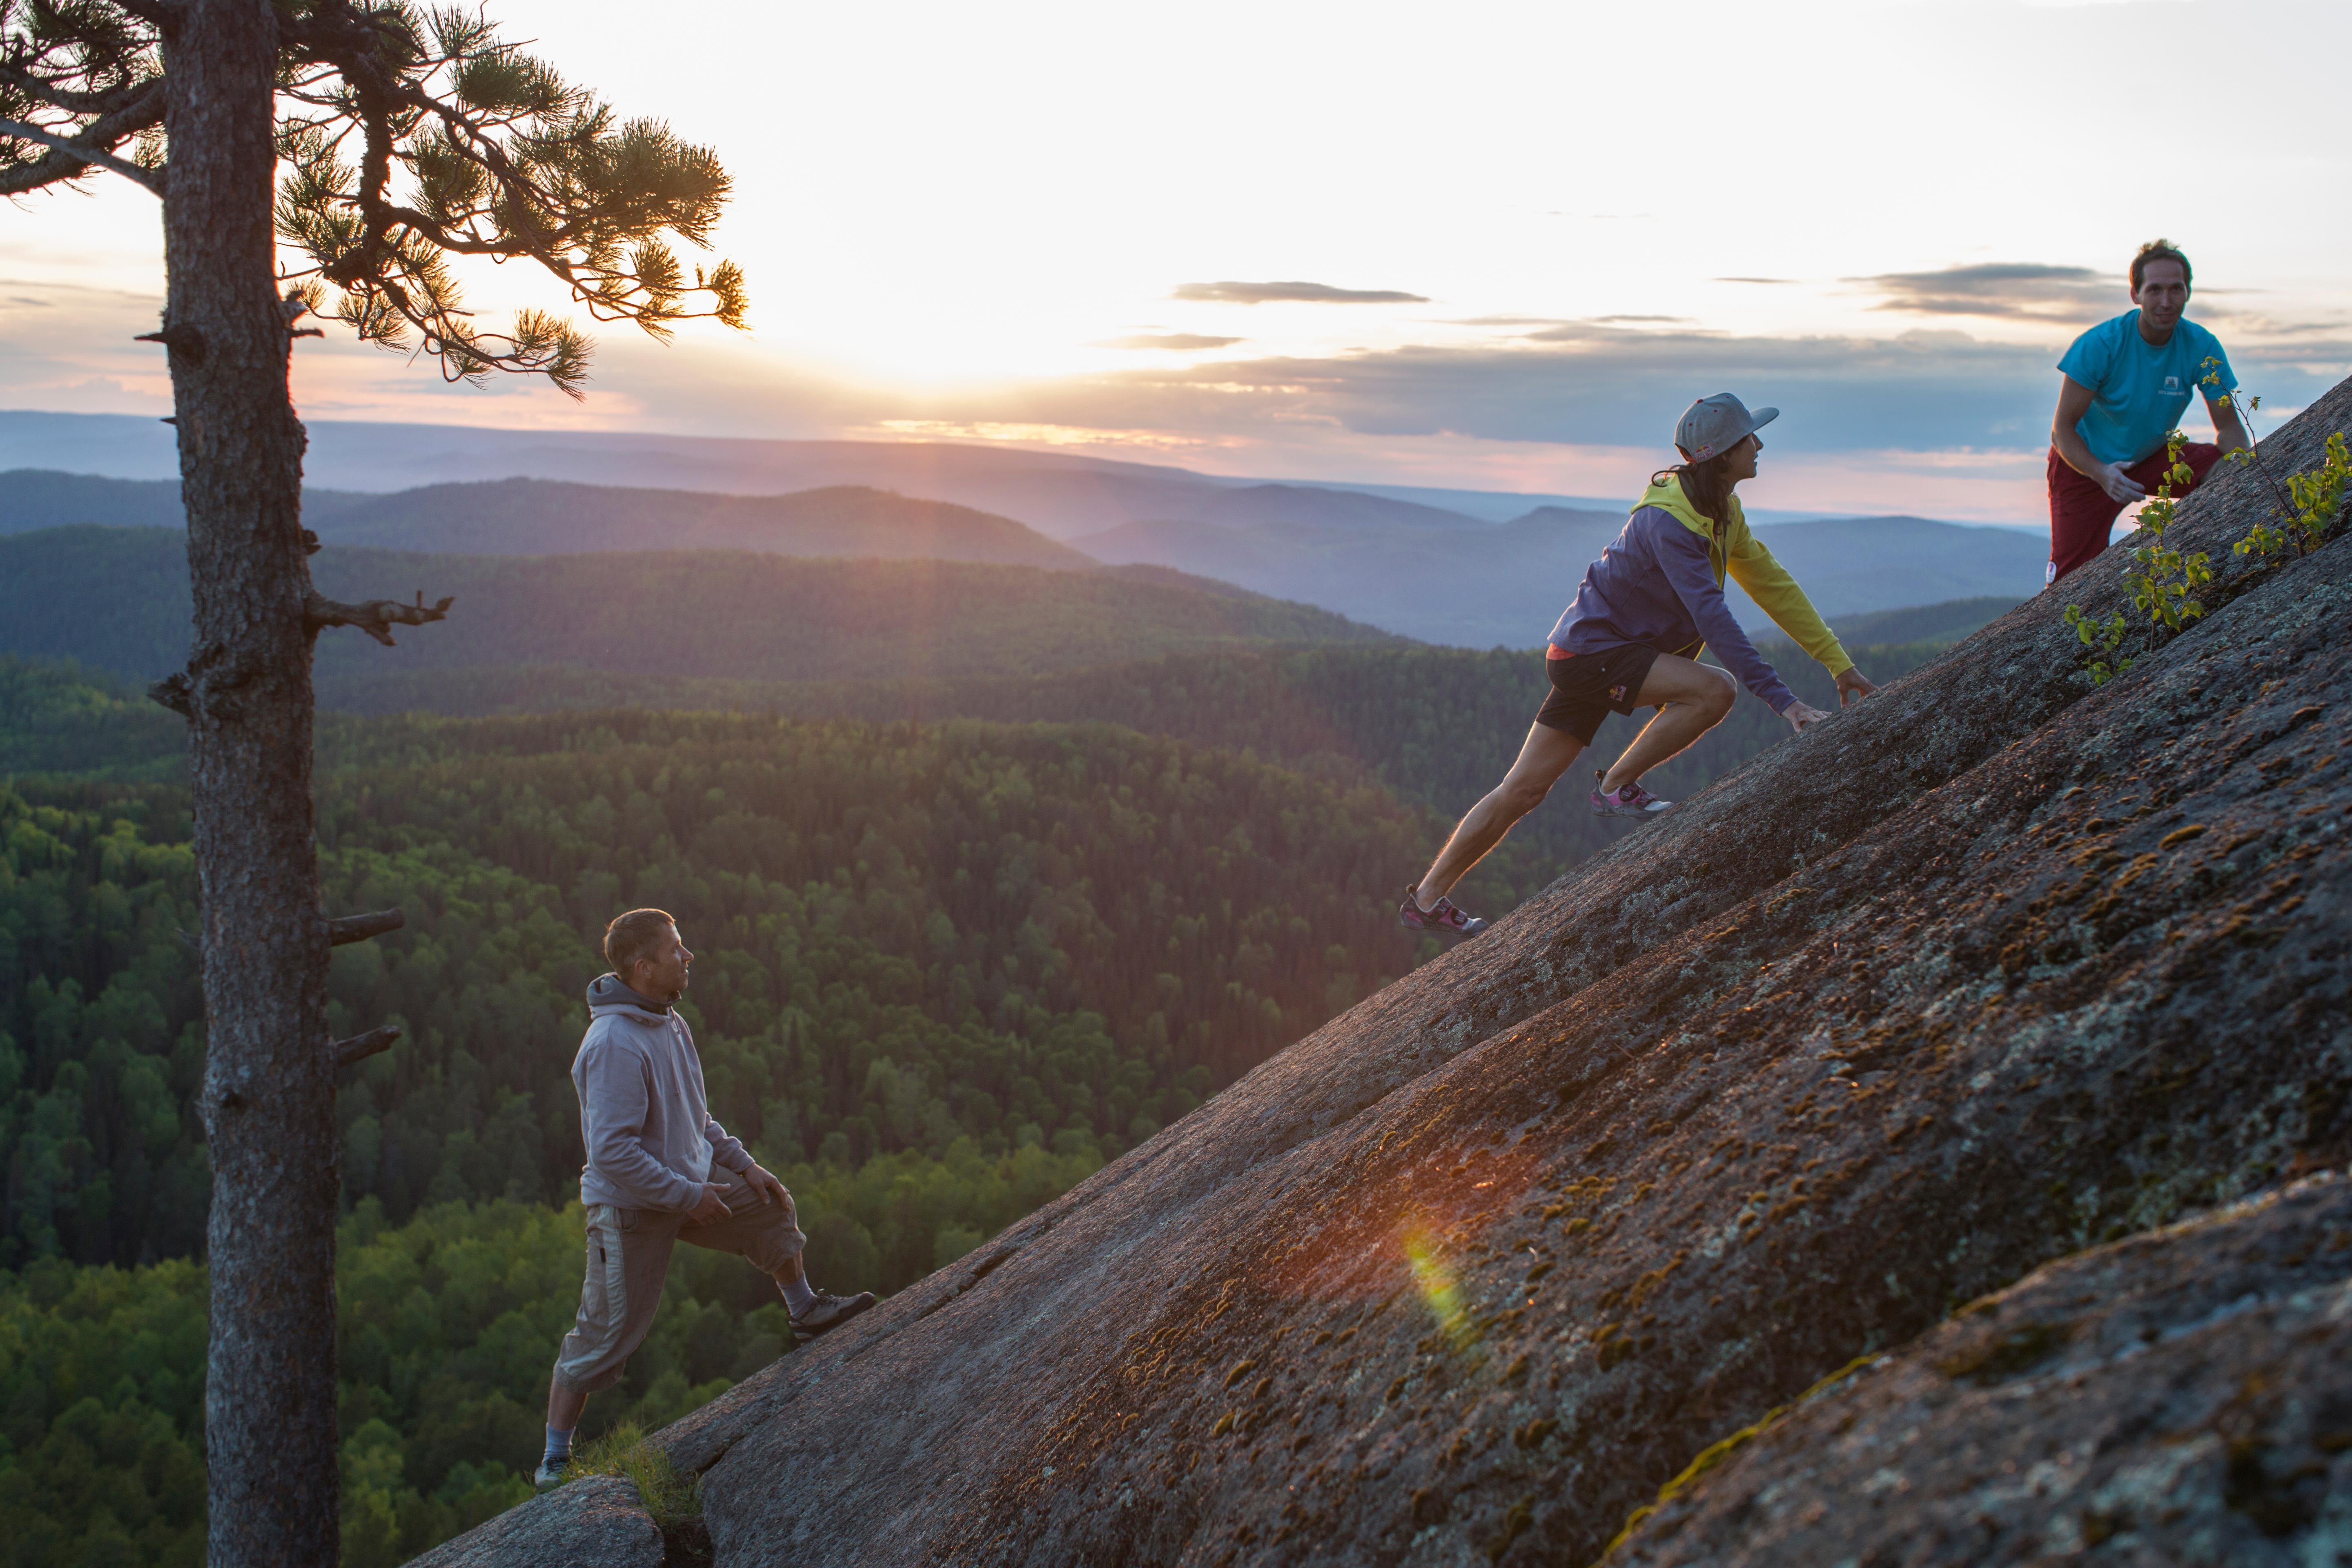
[533, 1454, 570, 1490]
[1590, 773, 1673, 818]
[1399, 888, 1489, 937]
[791, 1289, 877, 1339]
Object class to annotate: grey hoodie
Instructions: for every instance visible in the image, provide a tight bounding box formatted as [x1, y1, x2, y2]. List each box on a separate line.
[574, 972, 752, 1212]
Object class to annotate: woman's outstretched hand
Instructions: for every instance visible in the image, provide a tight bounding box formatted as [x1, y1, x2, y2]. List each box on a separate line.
[1835, 668, 1878, 706]
[1784, 700, 1831, 733]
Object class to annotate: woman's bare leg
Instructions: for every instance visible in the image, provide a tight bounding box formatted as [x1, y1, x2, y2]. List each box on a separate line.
[1414, 721, 1586, 906]
[1597, 655, 1737, 794]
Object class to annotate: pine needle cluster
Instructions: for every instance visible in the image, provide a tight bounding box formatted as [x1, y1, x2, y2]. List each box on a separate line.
[3, 0, 747, 396]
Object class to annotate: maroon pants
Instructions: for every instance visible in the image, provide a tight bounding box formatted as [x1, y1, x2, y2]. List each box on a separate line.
[2046, 441, 2223, 585]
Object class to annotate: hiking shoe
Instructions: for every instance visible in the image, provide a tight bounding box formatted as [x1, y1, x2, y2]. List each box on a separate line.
[1399, 888, 1489, 937]
[1591, 773, 1672, 818]
[533, 1454, 571, 1490]
[791, 1289, 877, 1339]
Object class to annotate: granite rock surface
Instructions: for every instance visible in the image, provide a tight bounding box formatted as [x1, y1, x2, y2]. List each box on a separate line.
[1607, 1173, 2352, 1566]
[403, 1474, 662, 1568]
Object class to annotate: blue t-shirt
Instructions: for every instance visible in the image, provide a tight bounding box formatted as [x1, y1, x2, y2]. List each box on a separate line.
[2057, 310, 2235, 467]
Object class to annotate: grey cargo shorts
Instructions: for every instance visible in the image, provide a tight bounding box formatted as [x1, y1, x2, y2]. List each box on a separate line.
[552, 1167, 806, 1394]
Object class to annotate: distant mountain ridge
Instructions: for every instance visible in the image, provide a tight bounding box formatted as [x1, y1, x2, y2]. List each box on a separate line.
[1075, 506, 2047, 646]
[0, 525, 1388, 690]
[313, 477, 1091, 565]
[0, 410, 1938, 535]
[0, 469, 1090, 568]
[2, 466, 2045, 647]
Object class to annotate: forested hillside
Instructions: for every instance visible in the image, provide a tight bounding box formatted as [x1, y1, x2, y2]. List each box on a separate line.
[316, 600, 2016, 912]
[0, 470, 1096, 568]
[3, 715, 1430, 1271]
[0, 526, 1385, 686]
[1, 700, 1446, 1565]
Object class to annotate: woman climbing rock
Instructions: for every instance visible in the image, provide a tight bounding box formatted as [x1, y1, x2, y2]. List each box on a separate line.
[1401, 394, 1876, 937]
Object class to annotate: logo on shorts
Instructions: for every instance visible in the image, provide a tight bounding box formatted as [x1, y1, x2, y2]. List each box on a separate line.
[1608, 683, 1628, 702]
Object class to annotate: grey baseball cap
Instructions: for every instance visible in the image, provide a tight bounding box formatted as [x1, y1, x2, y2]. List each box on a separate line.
[1675, 393, 1778, 462]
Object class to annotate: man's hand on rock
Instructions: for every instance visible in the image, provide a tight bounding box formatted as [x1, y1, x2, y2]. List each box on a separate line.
[2098, 462, 2147, 505]
[1834, 668, 1878, 707]
[742, 1163, 789, 1207]
[686, 1183, 732, 1225]
[1784, 700, 1831, 733]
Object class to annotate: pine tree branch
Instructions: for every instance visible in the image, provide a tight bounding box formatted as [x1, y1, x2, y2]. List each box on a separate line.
[330, 1025, 401, 1069]
[0, 113, 166, 195]
[110, 0, 184, 26]
[304, 587, 454, 647]
[0, 64, 149, 117]
[326, 909, 405, 946]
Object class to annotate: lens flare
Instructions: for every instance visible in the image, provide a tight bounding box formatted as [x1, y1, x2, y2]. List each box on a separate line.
[1402, 1224, 1474, 1350]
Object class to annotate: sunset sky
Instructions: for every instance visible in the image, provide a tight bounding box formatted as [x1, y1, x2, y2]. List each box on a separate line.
[5, 0, 2349, 518]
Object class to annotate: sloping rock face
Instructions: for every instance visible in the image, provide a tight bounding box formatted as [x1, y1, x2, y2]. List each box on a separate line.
[405, 1474, 662, 1567]
[660, 376, 2352, 1568]
[1608, 1174, 2352, 1566]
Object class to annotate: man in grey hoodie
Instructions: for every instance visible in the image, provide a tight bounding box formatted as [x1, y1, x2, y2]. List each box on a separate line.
[537, 907, 873, 1488]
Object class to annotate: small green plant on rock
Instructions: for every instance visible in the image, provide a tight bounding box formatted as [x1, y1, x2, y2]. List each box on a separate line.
[2063, 604, 2132, 687]
[2199, 357, 2351, 562]
[2121, 431, 2213, 633]
[2060, 430, 2207, 687]
[2237, 430, 2352, 561]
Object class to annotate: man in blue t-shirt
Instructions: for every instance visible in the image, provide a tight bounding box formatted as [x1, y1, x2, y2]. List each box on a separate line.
[2046, 238, 2249, 584]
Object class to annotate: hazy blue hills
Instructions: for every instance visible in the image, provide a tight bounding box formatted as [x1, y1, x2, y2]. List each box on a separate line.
[1074, 505, 2045, 646]
[0, 467, 368, 533]
[0, 411, 1861, 537]
[1, 427, 2051, 649]
[318, 478, 1092, 565]
[0, 525, 1389, 690]
[1, 470, 1090, 568]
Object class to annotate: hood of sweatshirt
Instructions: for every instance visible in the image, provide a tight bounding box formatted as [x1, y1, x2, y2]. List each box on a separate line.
[587, 971, 673, 1021]
[1635, 475, 1746, 545]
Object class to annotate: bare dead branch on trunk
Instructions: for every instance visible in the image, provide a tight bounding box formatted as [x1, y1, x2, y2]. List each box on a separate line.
[330, 1024, 401, 1069]
[149, 672, 193, 715]
[135, 323, 209, 362]
[326, 908, 404, 946]
[304, 587, 454, 647]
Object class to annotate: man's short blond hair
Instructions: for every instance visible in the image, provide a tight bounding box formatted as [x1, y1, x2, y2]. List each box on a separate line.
[603, 908, 677, 975]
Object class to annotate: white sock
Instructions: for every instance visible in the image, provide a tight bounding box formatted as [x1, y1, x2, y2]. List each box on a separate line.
[544, 1424, 574, 1463]
[782, 1273, 817, 1313]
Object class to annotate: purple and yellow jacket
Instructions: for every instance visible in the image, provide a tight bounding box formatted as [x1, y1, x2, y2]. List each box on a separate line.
[1546, 477, 1852, 715]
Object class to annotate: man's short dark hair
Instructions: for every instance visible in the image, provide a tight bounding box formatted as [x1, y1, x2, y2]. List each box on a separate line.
[2132, 238, 2192, 292]
[604, 908, 677, 974]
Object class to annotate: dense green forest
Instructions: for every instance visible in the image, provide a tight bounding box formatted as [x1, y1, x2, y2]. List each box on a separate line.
[4, 711, 1431, 1271]
[2, 704, 1428, 1564]
[0, 525, 1388, 688]
[0, 1176, 1123, 1568]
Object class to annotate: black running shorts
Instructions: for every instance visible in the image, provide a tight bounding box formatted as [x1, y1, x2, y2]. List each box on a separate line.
[1533, 644, 1659, 745]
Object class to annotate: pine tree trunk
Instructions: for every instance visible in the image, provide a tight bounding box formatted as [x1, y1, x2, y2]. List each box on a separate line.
[157, 3, 341, 1562]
